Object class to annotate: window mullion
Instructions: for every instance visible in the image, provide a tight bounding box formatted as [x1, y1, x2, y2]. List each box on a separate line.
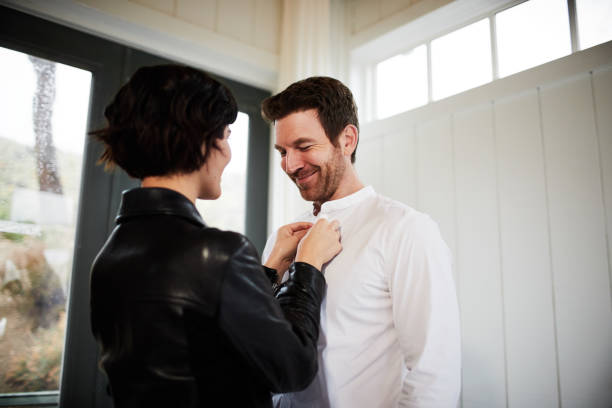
[490, 15, 499, 80]
[426, 41, 432, 103]
[567, 0, 579, 52]
[366, 64, 375, 122]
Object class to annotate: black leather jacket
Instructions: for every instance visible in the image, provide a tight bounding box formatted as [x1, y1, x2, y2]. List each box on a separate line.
[90, 188, 325, 408]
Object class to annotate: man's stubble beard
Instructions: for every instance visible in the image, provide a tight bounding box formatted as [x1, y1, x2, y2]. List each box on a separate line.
[294, 147, 346, 204]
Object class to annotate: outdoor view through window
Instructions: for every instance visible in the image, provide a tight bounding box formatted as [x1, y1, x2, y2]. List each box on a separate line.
[0, 47, 90, 393]
[196, 112, 249, 234]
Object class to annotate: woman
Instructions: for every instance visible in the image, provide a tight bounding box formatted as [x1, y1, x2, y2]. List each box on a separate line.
[89, 64, 341, 407]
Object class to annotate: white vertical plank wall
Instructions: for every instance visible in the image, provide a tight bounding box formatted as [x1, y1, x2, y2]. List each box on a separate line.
[540, 75, 612, 407]
[415, 117, 457, 278]
[381, 128, 417, 206]
[356, 135, 384, 189]
[494, 91, 559, 408]
[357, 46, 612, 407]
[453, 105, 506, 408]
[592, 67, 612, 335]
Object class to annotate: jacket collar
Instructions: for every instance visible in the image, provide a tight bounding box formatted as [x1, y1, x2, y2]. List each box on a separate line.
[116, 187, 205, 227]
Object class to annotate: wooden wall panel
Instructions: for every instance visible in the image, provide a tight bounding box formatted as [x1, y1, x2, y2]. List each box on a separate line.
[351, 0, 380, 34]
[592, 67, 612, 323]
[494, 91, 559, 408]
[356, 135, 384, 190]
[131, 0, 174, 14]
[381, 128, 416, 207]
[540, 75, 612, 407]
[217, 0, 255, 44]
[415, 116, 457, 279]
[254, 0, 280, 54]
[176, 0, 216, 29]
[357, 46, 612, 408]
[381, 0, 411, 19]
[453, 105, 506, 408]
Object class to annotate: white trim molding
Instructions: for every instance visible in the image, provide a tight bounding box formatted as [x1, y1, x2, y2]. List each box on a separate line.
[1, 0, 279, 90]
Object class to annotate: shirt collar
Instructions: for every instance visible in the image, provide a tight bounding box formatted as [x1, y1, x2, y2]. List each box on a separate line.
[318, 185, 376, 215]
[116, 187, 205, 227]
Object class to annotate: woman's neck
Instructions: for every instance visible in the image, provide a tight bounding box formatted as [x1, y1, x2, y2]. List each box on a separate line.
[141, 174, 199, 204]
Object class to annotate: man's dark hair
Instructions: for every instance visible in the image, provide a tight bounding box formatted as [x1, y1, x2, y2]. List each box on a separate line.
[91, 64, 237, 179]
[261, 76, 359, 163]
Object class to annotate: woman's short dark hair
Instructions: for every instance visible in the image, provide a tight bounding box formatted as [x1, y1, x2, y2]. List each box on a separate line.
[261, 76, 359, 163]
[91, 64, 238, 179]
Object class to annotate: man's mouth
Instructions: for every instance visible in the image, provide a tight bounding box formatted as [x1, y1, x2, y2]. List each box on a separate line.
[293, 170, 317, 187]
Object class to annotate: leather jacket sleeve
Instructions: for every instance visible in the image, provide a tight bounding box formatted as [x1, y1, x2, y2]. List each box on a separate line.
[218, 236, 325, 393]
[263, 265, 279, 285]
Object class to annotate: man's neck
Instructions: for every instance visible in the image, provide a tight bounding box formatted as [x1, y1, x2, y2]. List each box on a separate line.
[329, 166, 364, 201]
[313, 167, 364, 215]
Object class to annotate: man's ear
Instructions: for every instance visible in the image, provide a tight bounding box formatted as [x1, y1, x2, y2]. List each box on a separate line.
[340, 124, 359, 158]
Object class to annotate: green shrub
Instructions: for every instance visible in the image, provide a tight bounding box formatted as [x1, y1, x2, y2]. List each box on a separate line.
[3, 312, 65, 391]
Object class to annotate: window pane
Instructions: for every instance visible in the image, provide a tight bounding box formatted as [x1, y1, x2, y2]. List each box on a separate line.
[196, 112, 249, 233]
[576, 0, 612, 50]
[432, 19, 492, 100]
[496, 0, 571, 78]
[376, 45, 428, 119]
[0, 47, 90, 393]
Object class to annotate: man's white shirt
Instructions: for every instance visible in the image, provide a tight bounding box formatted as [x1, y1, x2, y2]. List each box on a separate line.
[263, 186, 461, 408]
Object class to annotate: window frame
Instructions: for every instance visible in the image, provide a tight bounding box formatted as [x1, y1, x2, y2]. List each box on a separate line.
[0, 5, 270, 407]
[352, 0, 586, 122]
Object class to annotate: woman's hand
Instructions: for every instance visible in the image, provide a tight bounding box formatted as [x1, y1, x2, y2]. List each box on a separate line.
[295, 218, 342, 271]
[264, 222, 313, 281]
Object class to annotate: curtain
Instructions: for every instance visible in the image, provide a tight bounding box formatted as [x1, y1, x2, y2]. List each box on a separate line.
[268, 0, 333, 232]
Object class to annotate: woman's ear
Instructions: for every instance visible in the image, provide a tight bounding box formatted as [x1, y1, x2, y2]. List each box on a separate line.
[209, 137, 224, 152]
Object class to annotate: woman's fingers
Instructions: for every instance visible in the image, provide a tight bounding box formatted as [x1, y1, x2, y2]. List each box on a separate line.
[294, 229, 309, 241]
[295, 218, 343, 270]
[287, 221, 313, 233]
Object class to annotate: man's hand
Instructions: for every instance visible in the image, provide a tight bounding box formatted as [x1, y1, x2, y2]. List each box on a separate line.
[264, 222, 313, 282]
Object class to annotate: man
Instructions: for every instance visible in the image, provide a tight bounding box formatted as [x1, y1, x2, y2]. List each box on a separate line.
[261, 77, 461, 408]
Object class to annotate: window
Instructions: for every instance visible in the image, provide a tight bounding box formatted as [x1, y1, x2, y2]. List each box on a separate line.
[0, 5, 272, 407]
[576, 0, 612, 50]
[496, 0, 571, 78]
[0, 47, 90, 396]
[356, 0, 611, 122]
[196, 112, 250, 233]
[431, 18, 492, 100]
[376, 45, 427, 119]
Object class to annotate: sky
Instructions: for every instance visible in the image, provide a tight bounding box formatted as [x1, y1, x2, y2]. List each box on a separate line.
[0, 45, 250, 165]
[0, 46, 92, 155]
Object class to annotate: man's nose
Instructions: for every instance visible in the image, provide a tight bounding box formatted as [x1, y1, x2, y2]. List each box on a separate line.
[284, 150, 303, 174]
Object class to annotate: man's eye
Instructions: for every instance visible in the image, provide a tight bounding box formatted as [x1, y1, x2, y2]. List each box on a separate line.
[278, 151, 286, 157]
[299, 145, 312, 151]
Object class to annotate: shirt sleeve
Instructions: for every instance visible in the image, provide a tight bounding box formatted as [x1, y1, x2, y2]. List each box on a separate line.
[262, 231, 277, 264]
[262, 230, 291, 284]
[388, 214, 461, 408]
[218, 236, 326, 393]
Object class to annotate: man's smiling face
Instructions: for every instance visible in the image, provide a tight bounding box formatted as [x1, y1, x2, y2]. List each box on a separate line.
[274, 109, 346, 203]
